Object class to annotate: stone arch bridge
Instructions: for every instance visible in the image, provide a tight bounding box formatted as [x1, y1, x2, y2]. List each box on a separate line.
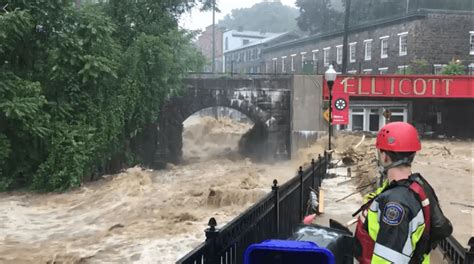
[133, 74, 326, 168]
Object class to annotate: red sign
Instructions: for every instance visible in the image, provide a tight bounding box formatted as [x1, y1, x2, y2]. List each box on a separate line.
[332, 92, 349, 125]
[323, 75, 474, 99]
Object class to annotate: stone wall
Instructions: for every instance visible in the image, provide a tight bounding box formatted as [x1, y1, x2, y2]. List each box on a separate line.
[262, 10, 474, 74]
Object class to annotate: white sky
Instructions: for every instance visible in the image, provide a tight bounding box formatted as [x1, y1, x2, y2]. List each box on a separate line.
[179, 0, 298, 31]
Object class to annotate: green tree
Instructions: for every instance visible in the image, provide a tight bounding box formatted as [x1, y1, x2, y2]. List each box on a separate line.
[296, 0, 343, 34]
[0, 0, 207, 191]
[441, 60, 465, 75]
[218, 2, 299, 33]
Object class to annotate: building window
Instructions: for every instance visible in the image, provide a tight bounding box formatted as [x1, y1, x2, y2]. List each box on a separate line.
[387, 108, 407, 123]
[380, 36, 389, 59]
[272, 58, 278, 73]
[398, 32, 408, 56]
[470, 31, 474, 55]
[349, 42, 357, 63]
[469, 63, 474, 75]
[312, 49, 319, 72]
[281, 56, 287, 73]
[291, 54, 296, 72]
[225, 37, 229, 51]
[323, 47, 331, 66]
[434, 64, 446, 75]
[363, 69, 372, 74]
[364, 39, 372, 61]
[397, 65, 409, 74]
[301, 52, 307, 69]
[351, 108, 365, 131]
[336, 45, 343, 64]
[378, 67, 388, 75]
[348, 70, 357, 75]
[243, 39, 250, 45]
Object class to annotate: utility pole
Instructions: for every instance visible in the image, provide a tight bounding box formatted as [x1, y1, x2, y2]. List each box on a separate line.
[341, 0, 351, 74]
[75, 0, 81, 9]
[212, 0, 216, 73]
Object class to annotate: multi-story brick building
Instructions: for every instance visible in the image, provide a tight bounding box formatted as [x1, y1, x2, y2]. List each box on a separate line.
[261, 9, 474, 75]
[196, 25, 225, 73]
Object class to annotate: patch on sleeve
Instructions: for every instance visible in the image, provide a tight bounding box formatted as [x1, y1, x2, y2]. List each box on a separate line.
[382, 202, 405, 226]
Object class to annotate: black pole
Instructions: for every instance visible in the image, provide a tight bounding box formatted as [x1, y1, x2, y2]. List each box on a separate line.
[318, 154, 323, 187]
[205, 217, 219, 264]
[311, 159, 315, 189]
[299, 166, 304, 221]
[341, 0, 352, 74]
[272, 179, 280, 238]
[327, 80, 334, 150]
[212, 0, 216, 73]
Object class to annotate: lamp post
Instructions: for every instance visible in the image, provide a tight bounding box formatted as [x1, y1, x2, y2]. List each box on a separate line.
[325, 65, 337, 151]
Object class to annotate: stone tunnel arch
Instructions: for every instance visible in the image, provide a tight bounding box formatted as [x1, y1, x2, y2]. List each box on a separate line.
[135, 75, 293, 168]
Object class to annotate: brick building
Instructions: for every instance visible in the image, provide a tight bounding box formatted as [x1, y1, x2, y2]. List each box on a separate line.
[261, 9, 474, 75]
[195, 25, 225, 72]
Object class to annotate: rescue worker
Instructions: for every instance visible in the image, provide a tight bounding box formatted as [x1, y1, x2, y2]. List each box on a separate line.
[354, 122, 436, 264]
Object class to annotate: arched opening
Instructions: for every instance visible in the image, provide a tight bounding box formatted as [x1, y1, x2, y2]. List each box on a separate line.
[182, 107, 255, 163]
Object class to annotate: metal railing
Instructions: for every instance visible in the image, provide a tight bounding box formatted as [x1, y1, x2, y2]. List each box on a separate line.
[177, 153, 328, 264]
[439, 236, 474, 264]
[177, 150, 473, 264]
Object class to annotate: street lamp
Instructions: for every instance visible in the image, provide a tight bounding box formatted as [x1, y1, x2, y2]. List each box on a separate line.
[325, 65, 337, 151]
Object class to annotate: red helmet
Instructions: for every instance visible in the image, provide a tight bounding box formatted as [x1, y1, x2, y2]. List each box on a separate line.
[376, 122, 421, 152]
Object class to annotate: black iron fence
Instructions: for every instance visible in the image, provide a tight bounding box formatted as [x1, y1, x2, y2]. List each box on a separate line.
[177, 151, 473, 264]
[176, 153, 328, 264]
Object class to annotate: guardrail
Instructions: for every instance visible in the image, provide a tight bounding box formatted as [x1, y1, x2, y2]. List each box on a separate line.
[176, 153, 329, 264]
[439, 236, 473, 264]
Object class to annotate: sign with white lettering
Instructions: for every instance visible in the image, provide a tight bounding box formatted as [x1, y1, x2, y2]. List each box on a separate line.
[323, 75, 474, 99]
[332, 92, 349, 125]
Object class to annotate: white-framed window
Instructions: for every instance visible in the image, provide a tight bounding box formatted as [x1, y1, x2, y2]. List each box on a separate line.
[225, 37, 229, 51]
[290, 54, 296, 72]
[336, 45, 343, 64]
[398, 32, 408, 56]
[363, 69, 373, 74]
[349, 42, 357, 63]
[312, 49, 319, 72]
[380, 36, 389, 59]
[398, 65, 409, 74]
[349, 105, 408, 132]
[434, 64, 446, 75]
[300, 52, 307, 69]
[470, 31, 474, 55]
[272, 58, 278, 73]
[281, 56, 287, 73]
[364, 39, 372, 61]
[323, 47, 331, 66]
[469, 63, 474, 75]
[379, 67, 389, 75]
[348, 70, 357, 75]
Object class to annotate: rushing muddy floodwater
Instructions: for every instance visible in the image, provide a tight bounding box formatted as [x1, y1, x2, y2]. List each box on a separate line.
[1, 116, 472, 264]
[0, 116, 309, 264]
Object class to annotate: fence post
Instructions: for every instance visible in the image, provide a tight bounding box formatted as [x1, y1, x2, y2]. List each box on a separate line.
[318, 154, 323, 187]
[311, 159, 315, 189]
[466, 237, 474, 264]
[205, 217, 220, 264]
[299, 166, 304, 221]
[272, 179, 280, 238]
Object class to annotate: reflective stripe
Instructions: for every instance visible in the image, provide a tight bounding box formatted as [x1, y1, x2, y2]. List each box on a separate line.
[374, 243, 411, 263]
[403, 209, 425, 256]
[369, 200, 379, 212]
[371, 254, 392, 264]
[421, 199, 430, 207]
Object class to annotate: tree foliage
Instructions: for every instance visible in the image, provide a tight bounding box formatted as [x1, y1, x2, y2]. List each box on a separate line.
[218, 2, 299, 33]
[441, 60, 466, 75]
[0, 0, 207, 191]
[295, 0, 343, 34]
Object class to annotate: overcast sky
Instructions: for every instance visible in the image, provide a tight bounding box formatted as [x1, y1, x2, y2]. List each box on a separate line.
[179, 0, 298, 31]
